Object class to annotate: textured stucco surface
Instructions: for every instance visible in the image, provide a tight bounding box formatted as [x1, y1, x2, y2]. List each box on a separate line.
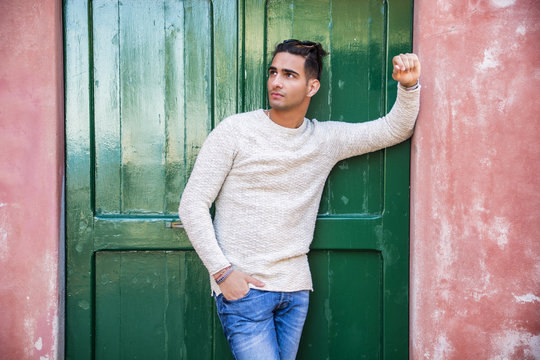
[411, 0, 540, 358]
[0, 0, 64, 359]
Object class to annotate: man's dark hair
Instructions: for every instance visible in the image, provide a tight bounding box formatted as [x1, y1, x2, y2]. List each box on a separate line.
[272, 39, 328, 80]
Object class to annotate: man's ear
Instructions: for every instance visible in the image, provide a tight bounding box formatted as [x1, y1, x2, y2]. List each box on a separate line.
[306, 78, 320, 98]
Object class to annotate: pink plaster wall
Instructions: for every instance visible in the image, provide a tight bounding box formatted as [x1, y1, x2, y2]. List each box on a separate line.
[0, 0, 64, 359]
[411, 0, 540, 358]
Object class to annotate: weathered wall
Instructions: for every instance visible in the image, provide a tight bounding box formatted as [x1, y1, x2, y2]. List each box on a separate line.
[411, 0, 540, 358]
[0, 0, 64, 359]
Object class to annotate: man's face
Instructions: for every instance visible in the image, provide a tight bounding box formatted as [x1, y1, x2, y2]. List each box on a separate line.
[267, 52, 313, 111]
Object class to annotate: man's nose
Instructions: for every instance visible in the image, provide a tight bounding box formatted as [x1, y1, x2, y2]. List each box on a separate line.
[271, 75, 283, 88]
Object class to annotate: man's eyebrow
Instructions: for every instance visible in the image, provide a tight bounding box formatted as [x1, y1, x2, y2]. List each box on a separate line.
[283, 68, 300, 76]
[268, 66, 300, 76]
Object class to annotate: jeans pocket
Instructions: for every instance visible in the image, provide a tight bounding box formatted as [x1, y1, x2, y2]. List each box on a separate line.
[222, 288, 252, 303]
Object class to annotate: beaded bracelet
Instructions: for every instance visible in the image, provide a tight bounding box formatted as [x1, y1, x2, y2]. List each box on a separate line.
[214, 266, 230, 278]
[216, 267, 233, 285]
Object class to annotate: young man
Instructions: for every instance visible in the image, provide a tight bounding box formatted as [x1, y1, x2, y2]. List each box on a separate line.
[179, 39, 420, 359]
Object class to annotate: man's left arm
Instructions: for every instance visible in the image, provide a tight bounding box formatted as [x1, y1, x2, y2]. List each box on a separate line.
[328, 53, 421, 161]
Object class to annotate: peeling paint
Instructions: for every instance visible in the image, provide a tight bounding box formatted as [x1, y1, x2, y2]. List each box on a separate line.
[436, 0, 451, 12]
[470, 258, 496, 302]
[489, 217, 510, 250]
[491, 0, 516, 8]
[24, 318, 36, 358]
[513, 293, 540, 304]
[78, 300, 90, 310]
[0, 203, 9, 262]
[479, 157, 492, 168]
[0, 226, 8, 262]
[436, 220, 455, 280]
[476, 46, 500, 71]
[433, 334, 454, 359]
[516, 24, 526, 35]
[35, 337, 43, 350]
[490, 331, 540, 359]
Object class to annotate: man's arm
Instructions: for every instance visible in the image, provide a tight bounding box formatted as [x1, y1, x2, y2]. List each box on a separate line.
[178, 121, 236, 275]
[327, 53, 421, 161]
[179, 119, 265, 300]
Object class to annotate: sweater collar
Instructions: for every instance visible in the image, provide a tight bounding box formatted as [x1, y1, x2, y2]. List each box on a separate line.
[256, 109, 308, 135]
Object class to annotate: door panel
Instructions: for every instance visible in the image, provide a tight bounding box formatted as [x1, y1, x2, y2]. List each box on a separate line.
[302, 251, 383, 359]
[65, 0, 413, 359]
[95, 251, 214, 359]
[92, 0, 210, 216]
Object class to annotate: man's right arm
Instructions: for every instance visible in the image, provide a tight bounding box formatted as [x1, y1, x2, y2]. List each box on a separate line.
[178, 121, 236, 276]
[178, 119, 265, 299]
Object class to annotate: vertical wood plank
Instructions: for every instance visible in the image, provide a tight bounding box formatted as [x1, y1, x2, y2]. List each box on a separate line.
[326, 251, 382, 359]
[243, 0, 266, 111]
[266, 0, 294, 54]
[165, 252, 185, 357]
[365, 0, 387, 215]
[184, 0, 212, 176]
[120, 252, 167, 358]
[300, 251, 382, 359]
[290, 0, 332, 120]
[64, 0, 94, 358]
[95, 252, 121, 360]
[213, 0, 239, 124]
[383, 0, 414, 356]
[119, 0, 166, 213]
[93, 0, 121, 214]
[180, 252, 215, 359]
[299, 250, 330, 358]
[164, 0, 186, 213]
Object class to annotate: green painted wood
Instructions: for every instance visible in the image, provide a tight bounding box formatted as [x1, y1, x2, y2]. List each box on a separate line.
[382, 1, 415, 357]
[65, 0, 94, 358]
[300, 251, 383, 359]
[243, 0, 266, 112]
[65, 0, 413, 359]
[95, 251, 214, 359]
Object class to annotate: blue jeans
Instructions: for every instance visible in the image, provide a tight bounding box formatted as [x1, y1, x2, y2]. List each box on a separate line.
[214, 289, 310, 360]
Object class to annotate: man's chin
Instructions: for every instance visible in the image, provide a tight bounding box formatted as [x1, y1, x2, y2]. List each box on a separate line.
[268, 101, 288, 111]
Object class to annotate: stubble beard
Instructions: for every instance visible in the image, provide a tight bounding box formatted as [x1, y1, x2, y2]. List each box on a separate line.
[268, 93, 305, 112]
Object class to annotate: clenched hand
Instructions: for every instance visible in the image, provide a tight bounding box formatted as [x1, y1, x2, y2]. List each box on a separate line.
[392, 53, 421, 88]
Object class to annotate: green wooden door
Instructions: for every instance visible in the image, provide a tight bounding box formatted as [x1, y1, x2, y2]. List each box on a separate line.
[65, 1, 413, 359]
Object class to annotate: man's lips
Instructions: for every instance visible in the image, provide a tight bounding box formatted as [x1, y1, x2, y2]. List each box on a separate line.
[270, 91, 284, 98]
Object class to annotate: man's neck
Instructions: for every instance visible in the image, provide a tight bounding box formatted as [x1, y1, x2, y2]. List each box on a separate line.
[268, 108, 307, 129]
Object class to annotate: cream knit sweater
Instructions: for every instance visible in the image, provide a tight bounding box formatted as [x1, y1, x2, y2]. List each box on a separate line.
[179, 84, 420, 295]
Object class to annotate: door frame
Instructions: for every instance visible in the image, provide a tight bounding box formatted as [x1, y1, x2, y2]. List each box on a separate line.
[64, 0, 414, 358]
